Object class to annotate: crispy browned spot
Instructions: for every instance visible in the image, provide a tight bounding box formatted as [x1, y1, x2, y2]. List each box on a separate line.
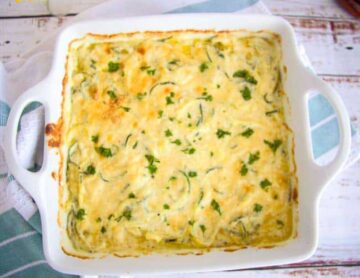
[46, 121, 62, 148]
[137, 47, 146, 55]
[292, 187, 298, 202]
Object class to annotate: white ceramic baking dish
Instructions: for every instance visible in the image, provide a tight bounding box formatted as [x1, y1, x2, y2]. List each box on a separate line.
[4, 14, 351, 275]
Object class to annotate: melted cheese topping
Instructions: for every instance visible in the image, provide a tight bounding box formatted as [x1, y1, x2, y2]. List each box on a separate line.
[60, 30, 297, 257]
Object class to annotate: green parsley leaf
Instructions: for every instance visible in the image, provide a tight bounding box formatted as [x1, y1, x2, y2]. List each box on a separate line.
[188, 171, 197, 178]
[147, 164, 157, 175]
[145, 154, 159, 175]
[91, 135, 99, 143]
[158, 110, 163, 118]
[182, 148, 196, 155]
[188, 220, 195, 226]
[147, 69, 156, 76]
[108, 61, 120, 72]
[211, 199, 222, 215]
[276, 220, 284, 227]
[241, 86, 252, 101]
[140, 65, 150, 71]
[84, 165, 96, 175]
[128, 192, 136, 199]
[163, 204, 170, 210]
[248, 151, 260, 165]
[171, 139, 182, 146]
[122, 207, 132, 220]
[264, 139, 282, 153]
[200, 224, 206, 233]
[96, 146, 113, 157]
[197, 92, 213, 102]
[121, 106, 131, 112]
[136, 92, 147, 100]
[107, 90, 117, 100]
[216, 128, 231, 139]
[166, 95, 174, 105]
[165, 129, 173, 137]
[101, 226, 106, 233]
[241, 128, 254, 138]
[240, 163, 248, 176]
[253, 203, 263, 213]
[169, 59, 179, 65]
[260, 178, 272, 190]
[75, 208, 86, 220]
[233, 69, 257, 84]
[199, 62, 209, 72]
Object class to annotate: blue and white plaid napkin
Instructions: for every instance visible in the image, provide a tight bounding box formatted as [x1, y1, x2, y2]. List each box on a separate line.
[0, 0, 358, 277]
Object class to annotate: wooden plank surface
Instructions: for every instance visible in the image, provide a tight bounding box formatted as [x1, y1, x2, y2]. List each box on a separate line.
[1, 16, 359, 76]
[0, 0, 359, 276]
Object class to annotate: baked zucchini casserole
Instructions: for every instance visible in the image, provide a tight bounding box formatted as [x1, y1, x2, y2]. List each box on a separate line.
[59, 30, 297, 257]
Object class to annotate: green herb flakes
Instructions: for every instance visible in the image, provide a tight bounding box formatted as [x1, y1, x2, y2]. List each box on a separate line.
[233, 69, 257, 84]
[188, 171, 197, 178]
[260, 178, 272, 190]
[108, 61, 120, 72]
[128, 192, 136, 199]
[158, 110, 163, 118]
[145, 154, 160, 175]
[241, 86, 252, 101]
[199, 62, 209, 72]
[264, 139, 282, 153]
[84, 165, 96, 175]
[96, 146, 113, 157]
[165, 129, 173, 137]
[75, 208, 86, 220]
[197, 92, 213, 102]
[171, 139, 182, 146]
[241, 128, 254, 138]
[253, 203, 263, 213]
[200, 224, 206, 233]
[122, 207, 132, 220]
[107, 90, 117, 100]
[163, 204, 170, 210]
[101, 226, 107, 233]
[91, 134, 99, 143]
[188, 220, 195, 226]
[136, 92, 147, 100]
[147, 69, 156, 76]
[182, 147, 196, 155]
[248, 151, 260, 165]
[240, 163, 248, 176]
[211, 199, 222, 215]
[216, 128, 231, 139]
[121, 106, 131, 112]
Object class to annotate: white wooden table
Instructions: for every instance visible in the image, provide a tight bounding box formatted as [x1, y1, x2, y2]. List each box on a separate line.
[1, 0, 359, 276]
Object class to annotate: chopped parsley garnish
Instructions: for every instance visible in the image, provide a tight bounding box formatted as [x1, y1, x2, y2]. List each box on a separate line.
[241, 86, 252, 101]
[199, 62, 209, 72]
[128, 192, 136, 199]
[165, 129, 173, 137]
[121, 106, 131, 112]
[101, 226, 106, 233]
[108, 214, 114, 220]
[75, 208, 86, 220]
[200, 224, 206, 233]
[188, 220, 195, 226]
[265, 110, 279, 116]
[197, 92, 213, 102]
[216, 84, 221, 89]
[136, 92, 147, 100]
[91, 134, 99, 143]
[260, 178, 272, 190]
[132, 141, 138, 149]
[158, 110, 163, 118]
[233, 69, 257, 84]
[96, 146, 113, 157]
[216, 128, 231, 139]
[248, 151, 260, 165]
[84, 165, 96, 175]
[108, 61, 120, 72]
[241, 128, 254, 138]
[276, 220, 284, 227]
[122, 207, 132, 220]
[140, 65, 150, 71]
[166, 92, 175, 105]
[187, 113, 192, 119]
[107, 90, 117, 100]
[211, 199, 222, 215]
[210, 151, 214, 157]
[169, 176, 177, 181]
[96, 217, 101, 223]
[146, 69, 156, 76]
[254, 203, 263, 212]
[264, 139, 282, 153]
[171, 139, 182, 145]
[188, 171, 197, 178]
[145, 154, 160, 175]
[240, 163, 248, 176]
[169, 59, 179, 65]
[163, 204, 170, 210]
[182, 147, 196, 155]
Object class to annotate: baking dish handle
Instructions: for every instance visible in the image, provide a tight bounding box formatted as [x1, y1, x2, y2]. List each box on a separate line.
[4, 80, 48, 202]
[303, 68, 351, 192]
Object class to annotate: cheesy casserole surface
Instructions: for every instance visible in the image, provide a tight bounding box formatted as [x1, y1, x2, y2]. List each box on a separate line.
[60, 30, 297, 257]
